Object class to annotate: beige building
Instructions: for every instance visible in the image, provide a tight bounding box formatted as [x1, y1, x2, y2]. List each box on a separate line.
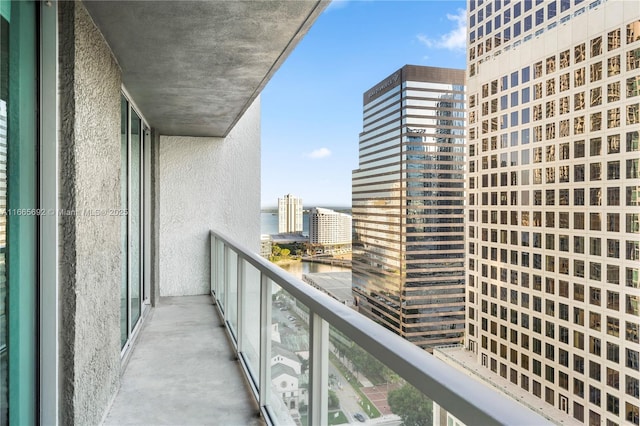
[463, 0, 640, 424]
[278, 193, 304, 233]
[308, 207, 351, 246]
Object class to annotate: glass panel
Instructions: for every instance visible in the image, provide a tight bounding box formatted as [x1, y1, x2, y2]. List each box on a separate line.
[240, 260, 260, 383]
[129, 110, 141, 330]
[271, 287, 310, 425]
[120, 96, 128, 348]
[226, 249, 238, 339]
[329, 325, 436, 425]
[215, 239, 225, 311]
[2, 2, 37, 421]
[329, 325, 397, 423]
[0, 10, 9, 419]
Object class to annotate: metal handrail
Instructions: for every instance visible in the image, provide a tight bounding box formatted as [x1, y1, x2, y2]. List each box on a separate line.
[210, 229, 551, 426]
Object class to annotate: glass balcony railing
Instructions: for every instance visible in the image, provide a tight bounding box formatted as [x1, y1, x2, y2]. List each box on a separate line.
[210, 230, 551, 426]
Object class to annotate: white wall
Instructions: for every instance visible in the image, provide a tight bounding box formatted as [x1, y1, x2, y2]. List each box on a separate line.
[158, 97, 261, 296]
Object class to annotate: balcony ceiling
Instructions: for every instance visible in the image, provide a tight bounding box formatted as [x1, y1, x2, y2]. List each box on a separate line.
[83, 0, 327, 137]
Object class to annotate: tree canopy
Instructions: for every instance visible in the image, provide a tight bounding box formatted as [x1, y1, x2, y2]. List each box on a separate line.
[387, 383, 432, 426]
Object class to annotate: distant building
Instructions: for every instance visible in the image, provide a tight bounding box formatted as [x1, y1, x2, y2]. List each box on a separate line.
[308, 207, 352, 247]
[352, 65, 466, 352]
[260, 235, 272, 258]
[278, 194, 303, 233]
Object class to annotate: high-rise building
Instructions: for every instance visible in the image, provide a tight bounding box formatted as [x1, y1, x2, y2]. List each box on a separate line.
[464, 1, 640, 424]
[308, 207, 352, 246]
[351, 65, 466, 352]
[278, 193, 303, 233]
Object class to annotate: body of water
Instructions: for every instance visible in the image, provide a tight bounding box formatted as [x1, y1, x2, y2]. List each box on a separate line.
[279, 261, 350, 280]
[261, 212, 309, 235]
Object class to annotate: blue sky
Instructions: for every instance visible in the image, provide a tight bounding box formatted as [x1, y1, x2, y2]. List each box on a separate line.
[261, 0, 467, 208]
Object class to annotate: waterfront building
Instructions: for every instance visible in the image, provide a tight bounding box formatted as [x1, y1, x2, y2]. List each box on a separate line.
[351, 65, 466, 352]
[308, 207, 352, 250]
[278, 193, 304, 233]
[461, 1, 640, 424]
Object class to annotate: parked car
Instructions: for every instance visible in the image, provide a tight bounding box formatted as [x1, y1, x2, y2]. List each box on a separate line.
[353, 413, 365, 422]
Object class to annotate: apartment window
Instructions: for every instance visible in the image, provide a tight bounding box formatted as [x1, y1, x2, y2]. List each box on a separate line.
[607, 239, 620, 258]
[609, 82, 621, 102]
[627, 267, 640, 288]
[574, 354, 585, 374]
[590, 385, 601, 405]
[607, 316, 619, 337]
[533, 381, 541, 398]
[628, 103, 639, 124]
[607, 187, 619, 205]
[591, 86, 602, 106]
[607, 368, 619, 389]
[628, 213, 640, 233]
[624, 322, 638, 345]
[607, 264, 619, 284]
[607, 134, 620, 153]
[575, 43, 586, 62]
[574, 212, 584, 230]
[574, 139, 585, 157]
[628, 76, 640, 97]
[628, 47, 640, 71]
[628, 159, 640, 178]
[589, 164, 601, 181]
[589, 361, 601, 381]
[573, 403, 584, 422]
[627, 131, 639, 151]
[546, 367, 555, 385]
[608, 55, 621, 76]
[627, 375, 639, 398]
[590, 213, 601, 231]
[608, 107, 620, 127]
[573, 284, 584, 302]
[608, 29, 621, 50]
[627, 295, 640, 316]
[608, 213, 620, 232]
[627, 20, 640, 43]
[607, 161, 620, 179]
[627, 186, 640, 206]
[607, 394, 619, 415]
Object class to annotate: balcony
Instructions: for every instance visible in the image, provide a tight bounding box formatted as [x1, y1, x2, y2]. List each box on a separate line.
[105, 230, 551, 425]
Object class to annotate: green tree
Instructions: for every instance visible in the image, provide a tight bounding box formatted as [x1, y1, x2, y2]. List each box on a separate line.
[280, 248, 291, 258]
[387, 383, 432, 426]
[328, 389, 340, 410]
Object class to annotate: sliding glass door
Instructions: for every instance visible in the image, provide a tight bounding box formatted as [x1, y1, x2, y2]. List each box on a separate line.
[1, 1, 37, 423]
[120, 94, 146, 350]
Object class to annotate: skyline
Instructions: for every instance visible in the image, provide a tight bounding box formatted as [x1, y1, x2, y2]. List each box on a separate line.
[261, 0, 467, 208]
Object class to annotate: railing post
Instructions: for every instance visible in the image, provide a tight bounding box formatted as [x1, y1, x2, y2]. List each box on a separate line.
[258, 273, 272, 412]
[223, 243, 229, 315]
[237, 255, 245, 352]
[309, 312, 329, 426]
[210, 235, 216, 297]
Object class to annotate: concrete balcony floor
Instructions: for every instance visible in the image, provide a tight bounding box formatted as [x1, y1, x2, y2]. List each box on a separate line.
[104, 295, 264, 426]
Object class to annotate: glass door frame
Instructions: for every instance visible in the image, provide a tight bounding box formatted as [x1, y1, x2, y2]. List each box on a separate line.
[120, 87, 150, 357]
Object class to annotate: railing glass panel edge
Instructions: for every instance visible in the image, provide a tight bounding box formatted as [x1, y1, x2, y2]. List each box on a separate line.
[210, 230, 551, 426]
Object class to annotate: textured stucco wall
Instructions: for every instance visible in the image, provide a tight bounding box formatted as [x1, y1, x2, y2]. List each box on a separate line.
[159, 98, 261, 296]
[59, 2, 122, 424]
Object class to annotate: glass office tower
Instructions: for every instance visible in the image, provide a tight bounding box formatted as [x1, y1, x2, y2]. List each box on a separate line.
[465, 1, 640, 424]
[352, 65, 466, 351]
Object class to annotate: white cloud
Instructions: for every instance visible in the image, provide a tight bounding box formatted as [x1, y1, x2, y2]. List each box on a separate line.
[307, 147, 332, 159]
[417, 8, 467, 51]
